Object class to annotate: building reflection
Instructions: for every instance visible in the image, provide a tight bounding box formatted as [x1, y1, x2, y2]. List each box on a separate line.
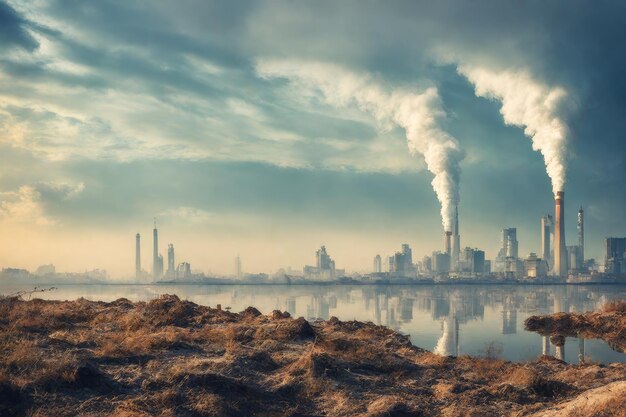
[20, 282, 622, 363]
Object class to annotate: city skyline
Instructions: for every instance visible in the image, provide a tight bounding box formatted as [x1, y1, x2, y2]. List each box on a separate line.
[0, 1, 625, 277]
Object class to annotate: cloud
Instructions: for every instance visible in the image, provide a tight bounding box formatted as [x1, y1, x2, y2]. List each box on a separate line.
[158, 206, 214, 223]
[0, 185, 53, 225]
[0, 180, 85, 225]
[0, 1, 38, 52]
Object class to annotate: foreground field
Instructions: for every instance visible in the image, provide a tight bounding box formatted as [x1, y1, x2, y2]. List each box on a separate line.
[0, 295, 624, 416]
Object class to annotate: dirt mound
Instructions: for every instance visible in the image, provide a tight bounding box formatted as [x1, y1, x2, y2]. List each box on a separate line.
[0, 295, 624, 416]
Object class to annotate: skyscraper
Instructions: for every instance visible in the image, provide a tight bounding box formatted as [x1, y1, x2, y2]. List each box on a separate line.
[577, 206, 584, 269]
[167, 244, 175, 278]
[135, 233, 141, 280]
[541, 215, 553, 269]
[235, 255, 242, 278]
[373, 254, 382, 273]
[605, 237, 626, 274]
[153, 218, 160, 280]
[501, 228, 518, 258]
[451, 206, 460, 271]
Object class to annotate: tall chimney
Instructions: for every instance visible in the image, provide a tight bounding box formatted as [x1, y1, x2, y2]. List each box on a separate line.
[554, 191, 566, 277]
[135, 233, 141, 279]
[444, 231, 452, 256]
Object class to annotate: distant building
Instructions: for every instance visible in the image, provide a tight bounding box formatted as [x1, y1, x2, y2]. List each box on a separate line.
[459, 247, 485, 274]
[167, 244, 175, 279]
[304, 246, 343, 280]
[35, 264, 55, 276]
[373, 254, 382, 273]
[605, 237, 626, 274]
[524, 253, 548, 278]
[235, 255, 242, 278]
[421, 256, 432, 274]
[472, 249, 485, 274]
[566, 245, 581, 273]
[156, 254, 164, 279]
[135, 233, 141, 280]
[153, 219, 160, 280]
[541, 215, 553, 270]
[496, 228, 518, 271]
[484, 260, 492, 274]
[504, 257, 524, 278]
[388, 244, 414, 276]
[432, 251, 450, 274]
[177, 262, 191, 280]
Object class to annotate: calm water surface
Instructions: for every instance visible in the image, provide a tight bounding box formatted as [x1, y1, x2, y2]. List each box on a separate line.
[2, 283, 624, 364]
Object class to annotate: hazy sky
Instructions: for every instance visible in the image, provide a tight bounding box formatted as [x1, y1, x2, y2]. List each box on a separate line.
[0, 0, 625, 278]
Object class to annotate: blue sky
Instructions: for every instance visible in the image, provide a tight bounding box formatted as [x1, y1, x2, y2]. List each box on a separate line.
[0, 0, 624, 277]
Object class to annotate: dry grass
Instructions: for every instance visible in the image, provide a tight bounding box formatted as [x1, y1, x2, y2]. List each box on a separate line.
[602, 300, 626, 313]
[0, 294, 624, 417]
[525, 300, 626, 353]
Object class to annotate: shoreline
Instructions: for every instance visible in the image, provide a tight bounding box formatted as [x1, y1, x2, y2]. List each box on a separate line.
[3, 280, 626, 287]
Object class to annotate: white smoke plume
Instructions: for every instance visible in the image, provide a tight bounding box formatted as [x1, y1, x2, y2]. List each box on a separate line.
[458, 65, 569, 195]
[256, 59, 464, 231]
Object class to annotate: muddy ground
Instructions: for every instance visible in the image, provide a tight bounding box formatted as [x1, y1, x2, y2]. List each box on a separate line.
[1, 295, 624, 417]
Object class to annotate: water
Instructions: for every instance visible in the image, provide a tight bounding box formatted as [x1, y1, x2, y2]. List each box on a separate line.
[2, 283, 624, 364]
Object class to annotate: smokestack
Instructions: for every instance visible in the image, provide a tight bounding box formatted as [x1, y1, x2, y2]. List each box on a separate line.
[135, 233, 141, 279]
[444, 231, 452, 256]
[452, 206, 460, 270]
[554, 192, 566, 277]
[577, 206, 584, 269]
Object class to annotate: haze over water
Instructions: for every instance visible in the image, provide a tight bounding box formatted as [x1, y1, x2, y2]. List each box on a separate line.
[3, 283, 624, 365]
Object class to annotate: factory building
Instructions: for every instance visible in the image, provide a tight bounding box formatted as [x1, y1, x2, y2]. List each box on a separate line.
[388, 244, 414, 276]
[605, 237, 626, 274]
[432, 251, 450, 274]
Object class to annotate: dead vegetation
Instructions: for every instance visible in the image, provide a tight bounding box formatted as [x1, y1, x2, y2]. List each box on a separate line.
[525, 300, 626, 353]
[0, 294, 624, 416]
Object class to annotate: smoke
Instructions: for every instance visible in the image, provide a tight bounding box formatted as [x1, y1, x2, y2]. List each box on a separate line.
[256, 59, 464, 231]
[458, 65, 569, 194]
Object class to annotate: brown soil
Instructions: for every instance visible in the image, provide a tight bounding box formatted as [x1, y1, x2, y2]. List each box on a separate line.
[525, 301, 626, 353]
[1, 294, 624, 417]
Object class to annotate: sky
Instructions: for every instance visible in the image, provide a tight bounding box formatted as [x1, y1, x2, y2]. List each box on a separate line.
[0, 0, 625, 278]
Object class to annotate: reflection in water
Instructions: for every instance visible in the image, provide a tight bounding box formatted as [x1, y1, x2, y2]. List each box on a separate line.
[434, 316, 459, 356]
[1, 282, 624, 364]
[578, 337, 585, 364]
[542, 336, 550, 356]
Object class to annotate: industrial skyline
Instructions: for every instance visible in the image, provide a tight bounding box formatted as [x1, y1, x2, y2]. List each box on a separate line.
[123, 191, 621, 281]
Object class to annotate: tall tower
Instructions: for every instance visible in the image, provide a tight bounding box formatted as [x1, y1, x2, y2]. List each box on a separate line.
[451, 206, 460, 271]
[167, 244, 175, 278]
[577, 206, 584, 268]
[135, 233, 141, 279]
[554, 192, 566, 277]
[153, 218, 160, 280]
[541, 215, 553, 268]
[235, 255, 242, 278]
